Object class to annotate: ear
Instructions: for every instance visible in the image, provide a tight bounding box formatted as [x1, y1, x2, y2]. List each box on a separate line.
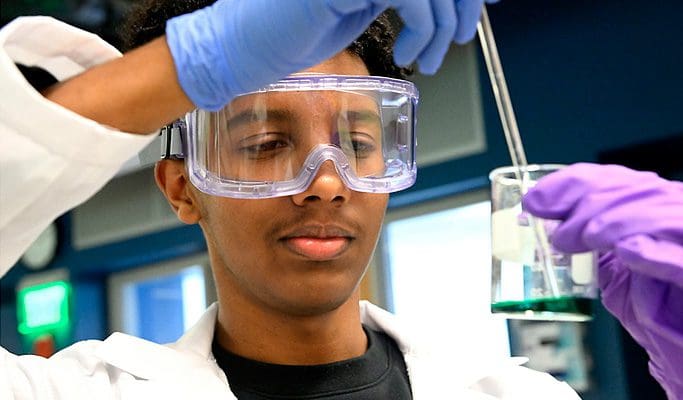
[155, 160, 202, 224]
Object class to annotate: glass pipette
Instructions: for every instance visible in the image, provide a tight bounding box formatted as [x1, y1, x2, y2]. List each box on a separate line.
[477, 6, 561, 298]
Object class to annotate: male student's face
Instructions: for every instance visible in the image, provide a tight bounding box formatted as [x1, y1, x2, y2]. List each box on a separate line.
[195, 52, 389, 316]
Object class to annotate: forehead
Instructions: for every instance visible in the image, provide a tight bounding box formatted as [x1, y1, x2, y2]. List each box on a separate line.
[224, 52, 376, 122]
[300, 51, 370, 76]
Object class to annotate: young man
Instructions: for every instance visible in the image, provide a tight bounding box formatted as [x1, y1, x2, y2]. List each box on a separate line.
[1, 0, 681, 399]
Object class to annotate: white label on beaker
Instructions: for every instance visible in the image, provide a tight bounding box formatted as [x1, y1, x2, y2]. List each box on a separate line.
[492, 207, 535, 264]
[570, 252, 595, 285]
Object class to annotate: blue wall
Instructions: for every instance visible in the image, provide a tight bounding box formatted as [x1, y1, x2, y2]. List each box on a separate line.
[1, 1, 681, 399]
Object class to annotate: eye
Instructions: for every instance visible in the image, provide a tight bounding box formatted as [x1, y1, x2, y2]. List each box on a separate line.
[341, 134, 378, 158]
[351, 138, 376, 154]
[238, 134, 291, 159]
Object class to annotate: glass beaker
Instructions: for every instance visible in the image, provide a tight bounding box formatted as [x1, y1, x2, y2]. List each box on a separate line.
[489, 164, 597, 321]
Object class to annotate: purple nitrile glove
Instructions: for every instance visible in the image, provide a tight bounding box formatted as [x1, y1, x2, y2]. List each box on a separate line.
[522, 163, 683, 399]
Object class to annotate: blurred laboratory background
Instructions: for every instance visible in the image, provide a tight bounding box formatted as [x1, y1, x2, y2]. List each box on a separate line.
[1, 1, 682, 399]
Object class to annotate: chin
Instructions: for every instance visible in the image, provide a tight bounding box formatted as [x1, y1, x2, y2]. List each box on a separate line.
[271, 290, 357, 318]
[264, 261, 365, 316]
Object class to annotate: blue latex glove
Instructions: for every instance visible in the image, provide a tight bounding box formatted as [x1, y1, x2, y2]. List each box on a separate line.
[522, 163, 683, 399]
[166, 0, 492, 111]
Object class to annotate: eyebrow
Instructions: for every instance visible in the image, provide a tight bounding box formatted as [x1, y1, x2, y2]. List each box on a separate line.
[344, 110, 382, 126]
[225, 109, 295, 129]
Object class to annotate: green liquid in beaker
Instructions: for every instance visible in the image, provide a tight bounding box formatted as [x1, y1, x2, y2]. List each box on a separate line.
[492, 297, 594, 322]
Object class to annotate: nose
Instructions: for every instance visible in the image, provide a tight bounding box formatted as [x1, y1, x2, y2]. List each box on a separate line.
[291, 160, 350, 206]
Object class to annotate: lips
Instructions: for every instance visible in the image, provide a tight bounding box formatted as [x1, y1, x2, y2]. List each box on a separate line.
[280, 225, 354, 261]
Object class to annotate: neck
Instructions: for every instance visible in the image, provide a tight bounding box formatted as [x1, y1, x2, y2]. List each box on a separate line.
[214, 289, 367, 365]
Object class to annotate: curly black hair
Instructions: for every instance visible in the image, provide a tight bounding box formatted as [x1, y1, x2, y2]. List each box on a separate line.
[119, 0, 411, 80]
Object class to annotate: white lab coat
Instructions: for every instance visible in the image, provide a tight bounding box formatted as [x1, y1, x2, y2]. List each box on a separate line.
[0, 17, 581, 399]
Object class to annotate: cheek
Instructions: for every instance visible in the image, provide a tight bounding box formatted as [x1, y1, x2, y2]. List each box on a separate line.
[360, 194, 389, 235]
[201, 198, 273, 256]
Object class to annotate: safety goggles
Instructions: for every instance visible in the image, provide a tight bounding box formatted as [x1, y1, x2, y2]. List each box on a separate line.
[161, 74, 419, 199]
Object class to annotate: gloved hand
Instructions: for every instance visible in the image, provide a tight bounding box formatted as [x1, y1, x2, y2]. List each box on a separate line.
[166, 0, 494, 111]
[522, 163, 683, 399]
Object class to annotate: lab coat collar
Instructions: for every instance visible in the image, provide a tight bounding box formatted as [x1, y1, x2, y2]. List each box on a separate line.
[358, 300, 526, 398]
[94, 303, 226, 382]
[95, 301, 524, 399]
[168, 302, 220, 359]
[94, 303, 233, 399]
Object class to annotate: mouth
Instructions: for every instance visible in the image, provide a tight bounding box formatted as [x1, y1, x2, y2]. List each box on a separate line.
[280, 225, 354, 261]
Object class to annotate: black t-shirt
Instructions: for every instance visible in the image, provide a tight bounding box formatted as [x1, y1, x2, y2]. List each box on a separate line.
[211, 325, 412, 399]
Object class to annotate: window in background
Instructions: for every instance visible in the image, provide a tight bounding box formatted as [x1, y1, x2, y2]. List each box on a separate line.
[379, 191, 510, 364]
[108, 255, 214, 344]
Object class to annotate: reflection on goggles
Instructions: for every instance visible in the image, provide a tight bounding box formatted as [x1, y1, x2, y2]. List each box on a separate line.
[178, 75, 418, 199]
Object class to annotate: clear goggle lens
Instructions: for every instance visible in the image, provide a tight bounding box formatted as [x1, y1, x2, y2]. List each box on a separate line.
[170, 75, 418, 198]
